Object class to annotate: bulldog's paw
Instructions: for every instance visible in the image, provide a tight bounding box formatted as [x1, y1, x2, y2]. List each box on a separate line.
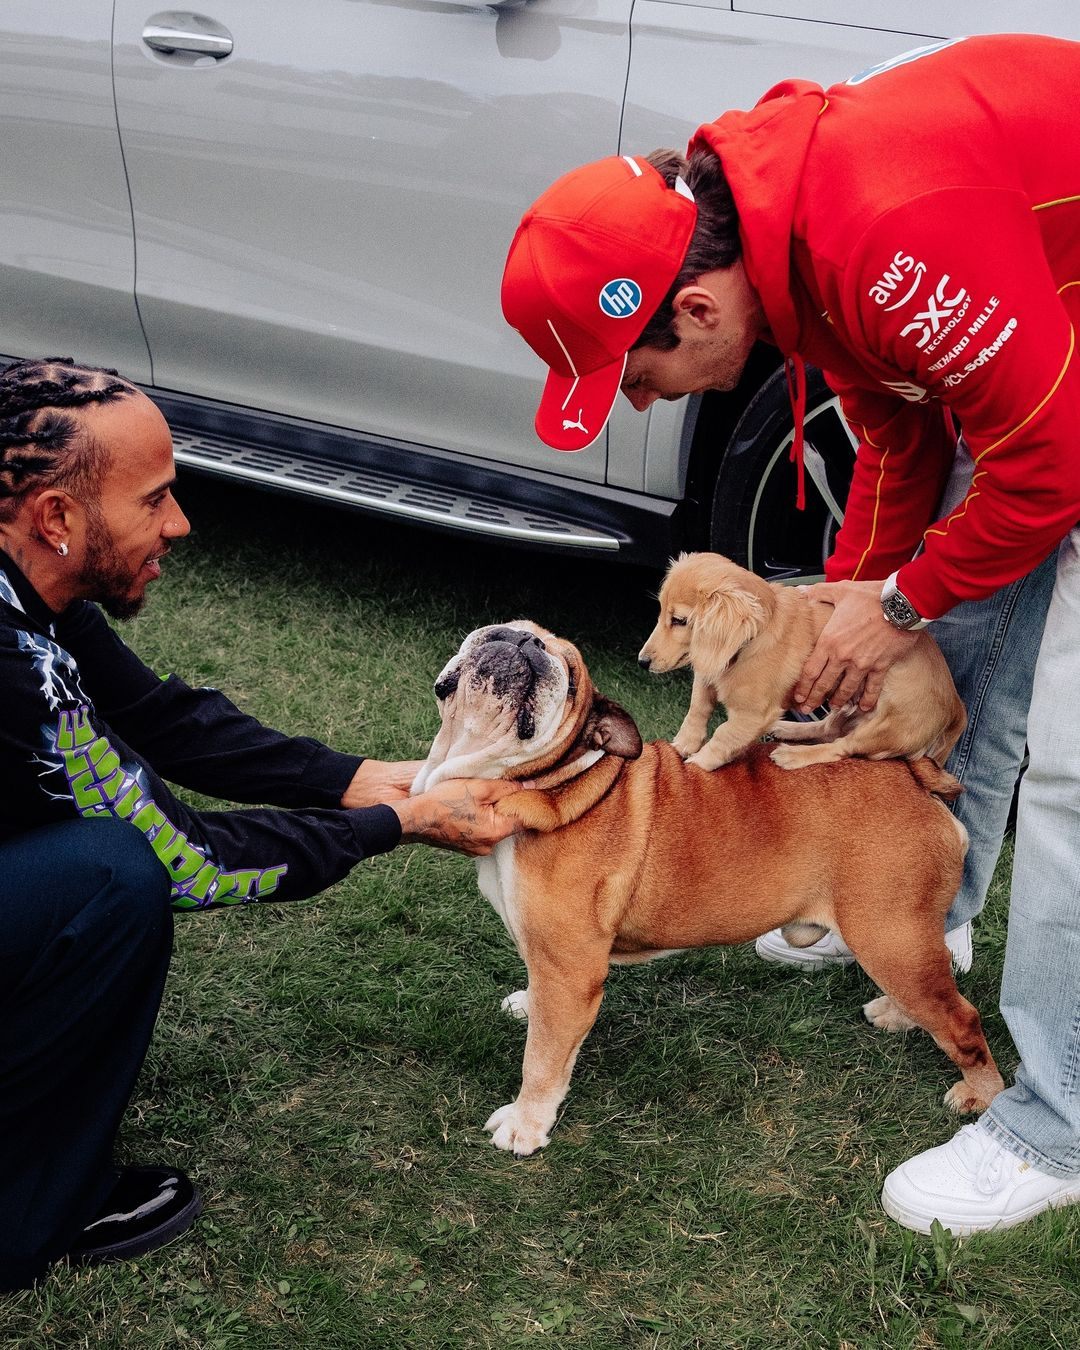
[500, 989, 530, 1020]
[863, 994, 917, 1033]
[484, 1102, 551, 1156]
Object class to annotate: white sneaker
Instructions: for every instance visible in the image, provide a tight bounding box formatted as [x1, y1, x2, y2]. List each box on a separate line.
[753, 920, 973, 973]
[882, 1122, 1080, 1234]
[754, 926, 855, 968]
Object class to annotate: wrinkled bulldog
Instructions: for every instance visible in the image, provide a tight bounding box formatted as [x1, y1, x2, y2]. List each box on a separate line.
[412, 621, 1002, 1159]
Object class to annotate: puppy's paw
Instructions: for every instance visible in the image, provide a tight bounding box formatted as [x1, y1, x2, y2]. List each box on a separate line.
[863, 995, 917, 1033]
[684, 748, 729, 771]
[500, 989, 530, 1020]
[943, 1081, 992, 1114]
[770, 743, 845, 770]
[769, 744, 817, 770]
[671, 731, 704, 759]
[484, 1102, 550, 1156]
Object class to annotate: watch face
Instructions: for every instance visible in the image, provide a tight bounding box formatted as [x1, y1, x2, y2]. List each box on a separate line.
[883, 590, 918, 629]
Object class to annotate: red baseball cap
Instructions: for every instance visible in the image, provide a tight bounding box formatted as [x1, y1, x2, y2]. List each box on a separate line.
[501, 155, 698, 452]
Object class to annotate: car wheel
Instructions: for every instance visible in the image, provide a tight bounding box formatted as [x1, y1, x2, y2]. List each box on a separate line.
[708, 364, 856, 583]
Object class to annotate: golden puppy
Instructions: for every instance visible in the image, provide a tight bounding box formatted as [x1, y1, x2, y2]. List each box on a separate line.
[413, 620, 1002, 1157]
[639, 552, 966, 772]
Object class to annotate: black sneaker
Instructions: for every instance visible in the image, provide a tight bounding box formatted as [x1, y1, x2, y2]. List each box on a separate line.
[67, 1166, 202, 1265]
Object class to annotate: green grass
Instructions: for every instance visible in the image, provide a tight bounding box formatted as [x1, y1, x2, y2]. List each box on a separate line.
[3, 479, 1078, 1348]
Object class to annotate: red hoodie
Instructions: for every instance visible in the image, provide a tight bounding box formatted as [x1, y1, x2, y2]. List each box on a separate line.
[691, 33, 1080, 619]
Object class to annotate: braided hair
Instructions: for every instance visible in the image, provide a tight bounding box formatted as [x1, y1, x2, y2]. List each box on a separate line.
[0, 357, 137, 522]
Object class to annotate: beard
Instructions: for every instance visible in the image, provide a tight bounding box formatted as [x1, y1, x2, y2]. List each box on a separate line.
[80, 509, 151, 621]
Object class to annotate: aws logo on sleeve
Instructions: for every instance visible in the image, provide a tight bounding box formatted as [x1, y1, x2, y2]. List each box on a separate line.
[868, 251, 926, 311]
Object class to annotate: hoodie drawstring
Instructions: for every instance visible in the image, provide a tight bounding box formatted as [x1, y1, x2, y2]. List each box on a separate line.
[784, 355, 808, 511]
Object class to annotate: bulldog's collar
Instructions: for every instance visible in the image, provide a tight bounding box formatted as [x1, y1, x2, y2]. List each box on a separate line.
[520, 747, 605, 791]
[499, 749, 625, 835]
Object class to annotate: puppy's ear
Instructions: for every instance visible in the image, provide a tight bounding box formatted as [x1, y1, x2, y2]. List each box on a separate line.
[583, 697, 643, 760]
[691, 583, 769, 674]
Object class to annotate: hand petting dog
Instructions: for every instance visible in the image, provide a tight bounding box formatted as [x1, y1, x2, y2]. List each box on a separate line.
[639, 552, 965, 771]
[343, 756, 520, 855]
[793, 578, 921, 713]
[393, 777, 521, 856]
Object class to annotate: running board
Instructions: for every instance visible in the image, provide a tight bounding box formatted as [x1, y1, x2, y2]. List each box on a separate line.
[170, 426, 621, 552]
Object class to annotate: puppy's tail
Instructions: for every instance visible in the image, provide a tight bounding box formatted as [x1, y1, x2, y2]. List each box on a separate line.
[906, 756, 964, 802]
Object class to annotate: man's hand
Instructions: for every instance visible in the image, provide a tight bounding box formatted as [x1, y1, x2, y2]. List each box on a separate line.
[392, 778, 523, 856]
[341, 758, 425, 808]
[794, 579, 921, 713]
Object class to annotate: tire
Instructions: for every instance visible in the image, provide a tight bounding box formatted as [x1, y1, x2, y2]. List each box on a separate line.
[708, 364, 856, 583]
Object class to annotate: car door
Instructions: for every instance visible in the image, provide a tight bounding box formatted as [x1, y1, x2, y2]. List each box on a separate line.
[0, 2, 151, 380]
[110, 0, 634, 482]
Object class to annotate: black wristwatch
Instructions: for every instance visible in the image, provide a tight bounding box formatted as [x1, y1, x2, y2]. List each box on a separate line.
[880, 571, 930, 631]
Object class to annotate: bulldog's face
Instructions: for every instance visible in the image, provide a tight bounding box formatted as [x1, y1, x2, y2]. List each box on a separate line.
[413, 620, 630, 792]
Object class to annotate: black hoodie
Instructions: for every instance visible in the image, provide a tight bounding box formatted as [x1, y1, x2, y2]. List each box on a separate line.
[0, 550, 401, 909]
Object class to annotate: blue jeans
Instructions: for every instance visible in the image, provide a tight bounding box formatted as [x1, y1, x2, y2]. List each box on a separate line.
[0, 818, 173, 1290]
[930, 526, 1080, 1175]
[988, 527, 1080, 1174]
[931, 553, 1057, 933]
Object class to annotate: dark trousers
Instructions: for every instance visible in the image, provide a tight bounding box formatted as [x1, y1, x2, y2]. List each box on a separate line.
[0, 817, 173, 1291]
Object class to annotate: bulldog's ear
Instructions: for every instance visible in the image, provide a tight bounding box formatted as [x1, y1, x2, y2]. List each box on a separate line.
[585, 697, 643, 760]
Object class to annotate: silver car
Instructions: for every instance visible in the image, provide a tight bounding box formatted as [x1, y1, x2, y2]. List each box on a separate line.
[1, 2, 1074, 578]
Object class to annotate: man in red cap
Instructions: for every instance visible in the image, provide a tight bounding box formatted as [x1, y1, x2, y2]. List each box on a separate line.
[502, 33, 1080, 1235]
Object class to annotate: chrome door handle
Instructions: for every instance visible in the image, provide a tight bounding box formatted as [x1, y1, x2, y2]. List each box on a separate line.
[143, 13, 233, 59]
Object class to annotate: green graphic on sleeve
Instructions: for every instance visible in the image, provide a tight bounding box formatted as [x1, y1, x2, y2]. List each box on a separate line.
[56, 706, 288, 908]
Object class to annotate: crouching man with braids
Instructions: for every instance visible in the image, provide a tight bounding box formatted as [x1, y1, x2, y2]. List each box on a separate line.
[0, 358, 519, 1290]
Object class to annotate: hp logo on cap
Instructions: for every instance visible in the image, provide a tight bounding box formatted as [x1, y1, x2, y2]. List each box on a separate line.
[599, 278, 642, 319]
